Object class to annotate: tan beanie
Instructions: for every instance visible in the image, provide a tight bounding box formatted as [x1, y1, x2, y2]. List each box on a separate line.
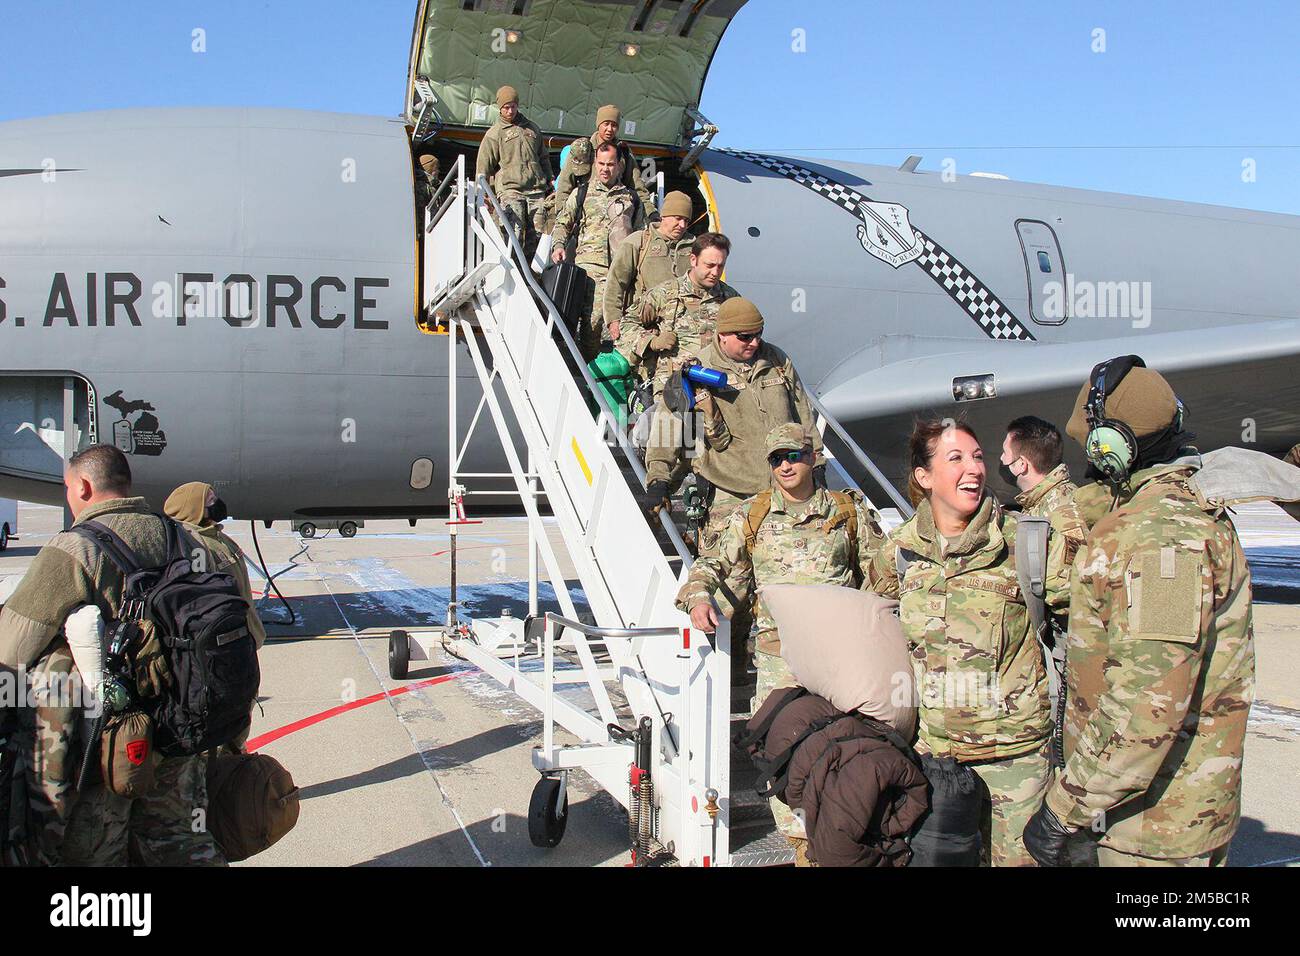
[496, 85, 519, 107]
[1065, 365, 1180, 445]
[596, 104, 621, 127]
[661, 191, 693, 219]
[717, 298, 764, 335]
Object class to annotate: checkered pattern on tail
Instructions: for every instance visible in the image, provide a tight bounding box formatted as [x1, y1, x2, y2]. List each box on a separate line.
[719, 148, 1035, 342]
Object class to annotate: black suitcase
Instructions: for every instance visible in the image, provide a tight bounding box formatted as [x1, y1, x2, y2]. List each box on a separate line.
[542, 259, 589, 329]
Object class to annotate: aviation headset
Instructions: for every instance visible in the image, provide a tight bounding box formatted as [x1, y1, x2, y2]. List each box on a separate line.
[1083, 354, 1185, 483]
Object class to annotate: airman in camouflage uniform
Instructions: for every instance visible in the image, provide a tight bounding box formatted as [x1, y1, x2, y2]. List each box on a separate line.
[644, 301, 823, 652]
[554, 104, 657, 223]
[414, 153, 440, 223]
[477, 86, 554, 262]
[2, 645, 82, 866]
[627, 245, 739, 396]
[1026, 366, 1255, 867]
[551, 143, 645, 361]
[0, 445, 225, 866]
[677, 424, 887, 848]
[868, 492, 1072, 866]
[604, 191, 696, 372]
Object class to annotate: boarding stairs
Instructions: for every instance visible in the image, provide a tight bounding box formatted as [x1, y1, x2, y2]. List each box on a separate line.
[409, 155, 911, 866]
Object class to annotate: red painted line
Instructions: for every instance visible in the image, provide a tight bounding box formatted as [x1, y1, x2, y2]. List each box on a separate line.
[430, 543, 501, 558]
[246, 671, 469, 752]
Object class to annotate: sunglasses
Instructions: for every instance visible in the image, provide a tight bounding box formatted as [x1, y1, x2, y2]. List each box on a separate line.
[732, 331, 761, 343]
[768, 448, 811, 467]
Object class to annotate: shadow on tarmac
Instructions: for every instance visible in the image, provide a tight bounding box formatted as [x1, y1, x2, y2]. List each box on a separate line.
[1228, 816, 1300, 866]
[353, 795, 628, 867]
[298, 721, 545, 802]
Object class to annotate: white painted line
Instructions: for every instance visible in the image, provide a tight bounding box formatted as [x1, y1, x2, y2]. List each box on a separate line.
[311, 546, 491, 867]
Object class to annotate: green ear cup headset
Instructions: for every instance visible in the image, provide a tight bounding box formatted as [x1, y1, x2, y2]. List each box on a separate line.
[1084, 354, 1185, 483]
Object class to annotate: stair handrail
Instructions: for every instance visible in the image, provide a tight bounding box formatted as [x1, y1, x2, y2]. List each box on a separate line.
[469, 176, 697, 565]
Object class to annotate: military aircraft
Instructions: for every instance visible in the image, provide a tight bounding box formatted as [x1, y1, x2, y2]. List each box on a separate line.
[3, 0, 1299, 520]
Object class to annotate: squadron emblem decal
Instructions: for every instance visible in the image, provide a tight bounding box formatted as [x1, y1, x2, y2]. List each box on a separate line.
[720, 149, 1036, 342]
[855, 200, 923, 268]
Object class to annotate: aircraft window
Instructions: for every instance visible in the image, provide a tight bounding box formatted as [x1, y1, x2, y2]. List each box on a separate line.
[1016, 219, 1068, 325]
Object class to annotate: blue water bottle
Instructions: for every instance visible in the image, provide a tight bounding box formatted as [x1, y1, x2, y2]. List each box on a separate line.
[681, 365, 727, 409]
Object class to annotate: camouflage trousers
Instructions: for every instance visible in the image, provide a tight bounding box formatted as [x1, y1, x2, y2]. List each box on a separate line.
[1097, 844, 1230, 867]
[698, 487, 755, 648]
[498, 189, 548, 264]
[61, 752, 226, 866]
[967, 743, 1052, 868]
[754, 650, 806, 841]
[576, 265, 610, 362]
[4, 645, 82, 866]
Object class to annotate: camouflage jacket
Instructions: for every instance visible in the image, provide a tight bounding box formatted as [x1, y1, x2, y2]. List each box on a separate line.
[550, 179, 645, 270]
[476, 112, 553, 197]
[1285, 442, 1300, 468]
[1071, 479, 1118, 533]
[604, 226, 695, 334]
[867, 495, 1071, 761]
[555, 134, 657, 217]
[633, 273, 740, 384]
[1017, 464, 1079, 521]
[1043, 463, 1255, 858]
[0, 497, 170, 669]
[1015, 463, 1089, 616]
[676, 487, 886, 656]
[645, 338, 823, 496]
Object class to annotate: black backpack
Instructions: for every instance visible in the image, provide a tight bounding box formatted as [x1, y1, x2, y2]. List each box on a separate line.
[71, 516, 259, 757]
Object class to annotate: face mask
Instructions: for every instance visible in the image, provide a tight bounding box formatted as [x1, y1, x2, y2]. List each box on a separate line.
[998, 459, 1021, 488]
[208, 498, 229, 524]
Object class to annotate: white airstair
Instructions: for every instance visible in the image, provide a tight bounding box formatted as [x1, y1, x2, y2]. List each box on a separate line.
[396, 155, 912, 866]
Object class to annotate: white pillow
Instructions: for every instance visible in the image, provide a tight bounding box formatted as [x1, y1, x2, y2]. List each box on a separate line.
[760, 583, 916, 738]
[64, 604, 105, 705]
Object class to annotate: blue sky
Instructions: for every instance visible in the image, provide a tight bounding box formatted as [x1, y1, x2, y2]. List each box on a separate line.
[4, 0, 1298, 213]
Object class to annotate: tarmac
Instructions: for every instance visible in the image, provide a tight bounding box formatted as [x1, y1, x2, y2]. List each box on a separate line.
[2, 499, 1298, 867]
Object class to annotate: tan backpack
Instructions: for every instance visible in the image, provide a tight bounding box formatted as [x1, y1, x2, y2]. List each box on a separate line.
[206, 752, 300, 862]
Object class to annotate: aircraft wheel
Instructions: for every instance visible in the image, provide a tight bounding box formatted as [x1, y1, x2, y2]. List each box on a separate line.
[299, 522, 316, 539]
[0, 524, 8, 552]
[388, 630, 410, 680]
[339, 521, 358, 538]
[528, 775, 568, 848]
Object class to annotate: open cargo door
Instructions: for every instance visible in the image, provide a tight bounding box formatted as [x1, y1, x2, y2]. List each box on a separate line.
[405, 0, 747, 148]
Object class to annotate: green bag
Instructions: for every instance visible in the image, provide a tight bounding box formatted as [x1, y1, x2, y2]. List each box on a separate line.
[586, 349, 633, 422]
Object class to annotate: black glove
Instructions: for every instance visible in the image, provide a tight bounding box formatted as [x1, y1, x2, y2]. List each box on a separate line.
[1023, 802, 1093, 867]
[639, 480, 672, 518]
[662, 371, 690, 414]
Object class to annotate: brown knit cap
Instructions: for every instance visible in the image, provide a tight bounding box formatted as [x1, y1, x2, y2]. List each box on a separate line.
[1065, 365, 1180, 445]
[596, 104, 621, 126]
[661, 191, 693, 219]
[717, 298, 764, 335]
[496, 85, 519, 107]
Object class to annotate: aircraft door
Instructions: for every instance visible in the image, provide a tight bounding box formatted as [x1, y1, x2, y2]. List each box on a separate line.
[1016, 219, 1068, 325]
[0, 374, 96, 483]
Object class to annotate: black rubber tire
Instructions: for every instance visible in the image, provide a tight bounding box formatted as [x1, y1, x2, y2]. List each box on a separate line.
[388, 630, 410, 680]
[528, 776, 568, 848]
[339, 521, 358, 538]
[299, 522, 317, 539]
